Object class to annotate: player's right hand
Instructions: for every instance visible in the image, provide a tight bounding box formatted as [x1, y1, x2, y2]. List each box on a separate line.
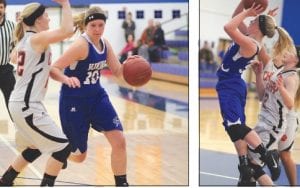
[64, 76, 81, 88]
[250, 60, 263, 75]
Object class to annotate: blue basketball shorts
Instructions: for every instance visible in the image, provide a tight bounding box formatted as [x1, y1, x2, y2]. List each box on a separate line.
[59, 94, 123, 153]
[217, 89, 246, 128]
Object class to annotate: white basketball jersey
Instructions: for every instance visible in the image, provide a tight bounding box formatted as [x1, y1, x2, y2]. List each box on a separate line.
[259, 61, 299, 128]
[10, 31, 51, 102]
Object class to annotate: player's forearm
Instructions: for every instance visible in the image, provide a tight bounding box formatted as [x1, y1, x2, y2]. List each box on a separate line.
[50, 66, 67, 83]
[224, 10, 248, 36]
[278, 87, 294, 110]
[232, 0, 248, 35]
[59, 1, 73, 36]
[255, 75, 265, 101]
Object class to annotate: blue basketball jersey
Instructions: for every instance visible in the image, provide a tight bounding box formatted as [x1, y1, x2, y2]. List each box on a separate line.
[61, 33, 107, 97]
[59, 33, 123, 153]
[217, 42, 258, 80]
[216, 42, 259, 128]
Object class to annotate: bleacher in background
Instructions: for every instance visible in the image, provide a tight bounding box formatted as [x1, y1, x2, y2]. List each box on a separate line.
[199, 72, 218, 98]
[151, 28, 188, 85]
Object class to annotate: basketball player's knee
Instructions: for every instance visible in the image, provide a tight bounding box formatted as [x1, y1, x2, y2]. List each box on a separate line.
[249, 163, 265, 180]
[227, 124, 252, 142]
[22, 147, 42, 163]
[113, 138, 126, 151]
[51, 144, 72, 163]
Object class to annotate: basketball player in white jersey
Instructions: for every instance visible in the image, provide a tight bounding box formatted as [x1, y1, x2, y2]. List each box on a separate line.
[277, 51, 300, 186]
[278, 106, 299, 185]
[0, 0, 74, 186]
[250, 38, 299, 185]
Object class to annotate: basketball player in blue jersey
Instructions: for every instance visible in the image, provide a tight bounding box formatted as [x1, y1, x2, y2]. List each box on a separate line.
[50, 6, 129, 186]
[216, 2, 282, 185]
[0, 0, 73, 186]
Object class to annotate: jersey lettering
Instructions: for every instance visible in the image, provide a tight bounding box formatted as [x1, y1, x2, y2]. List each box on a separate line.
[83, 70, 100, 85]
[17, 51, 26, 76]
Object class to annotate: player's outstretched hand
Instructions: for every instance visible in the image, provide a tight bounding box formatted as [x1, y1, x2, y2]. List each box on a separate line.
[267, 7, 279, 17]
[245, 3, 265, 17]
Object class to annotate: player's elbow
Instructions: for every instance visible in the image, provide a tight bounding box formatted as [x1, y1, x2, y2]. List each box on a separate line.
[224, 24, 231, 34]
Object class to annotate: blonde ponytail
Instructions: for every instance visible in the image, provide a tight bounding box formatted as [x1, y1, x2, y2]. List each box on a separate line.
[272, 26, 296, 58]
[73, 12, 85, 34]
[14, 21, 24, 43]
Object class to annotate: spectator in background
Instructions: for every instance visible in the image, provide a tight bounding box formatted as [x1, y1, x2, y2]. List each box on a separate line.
[148, 21, 167, 62]
[119, 34, 137, 63]
[199, 41, 214, 72]
[218, 41, 231, 64]
[137, 19, 155, 60]
[122, 11, 135, 42]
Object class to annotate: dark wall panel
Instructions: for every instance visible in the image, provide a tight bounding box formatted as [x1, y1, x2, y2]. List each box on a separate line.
[281, 0, 300, 45]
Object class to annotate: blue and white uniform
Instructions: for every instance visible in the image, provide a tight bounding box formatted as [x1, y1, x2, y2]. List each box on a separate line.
[59, 33, 123, 154]
[216, 42, 259, 129]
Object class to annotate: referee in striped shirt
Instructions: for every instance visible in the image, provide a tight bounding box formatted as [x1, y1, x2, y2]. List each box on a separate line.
[0, 0, 16, 121]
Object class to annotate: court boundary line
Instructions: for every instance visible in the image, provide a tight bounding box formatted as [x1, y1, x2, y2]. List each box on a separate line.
[0, 135, 42, 179]
[200, 171, 238, 180]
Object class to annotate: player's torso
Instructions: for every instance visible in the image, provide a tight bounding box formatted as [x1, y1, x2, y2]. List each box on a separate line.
[62, 33, 108, 97]
[217, 42, 256, 80]
[260, 61, 297, 126]
[10, 31, 52, 102]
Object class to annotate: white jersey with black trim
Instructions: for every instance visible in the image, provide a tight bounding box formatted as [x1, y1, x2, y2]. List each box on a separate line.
[9, 31, 52, 102]
[259, 61, 299, 128]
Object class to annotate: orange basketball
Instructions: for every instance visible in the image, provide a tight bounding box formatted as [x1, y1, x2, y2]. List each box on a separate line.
[123, 56, 152, 87]
[243, 0, 268, 11]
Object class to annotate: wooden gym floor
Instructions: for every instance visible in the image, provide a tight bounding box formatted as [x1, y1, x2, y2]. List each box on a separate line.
[0, 74, 188, 186]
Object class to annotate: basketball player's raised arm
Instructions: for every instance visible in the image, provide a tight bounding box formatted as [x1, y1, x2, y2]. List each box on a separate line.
[224, 4, 264, 57]
[105, 39, 123, 78]
[251, 60, 265, 100]
[232, 0, 248, 35]
[31, 0, 73, 52]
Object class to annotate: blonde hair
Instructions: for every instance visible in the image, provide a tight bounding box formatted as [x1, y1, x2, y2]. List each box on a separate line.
[14, 2, 41, 42]
[260, 16, 295, 58]
[273, 27, 296, 59]
[73, 6, 106, 34]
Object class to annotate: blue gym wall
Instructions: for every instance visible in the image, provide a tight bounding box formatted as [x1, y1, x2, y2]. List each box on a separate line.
[281, 0, 300, 45]
[8, 0, 188, 6]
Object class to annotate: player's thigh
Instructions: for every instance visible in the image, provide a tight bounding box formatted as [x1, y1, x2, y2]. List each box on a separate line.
[91, 95, 123, 132]
[59, 97, 89, 153]
[9, 102, 68, 153]
[218, 92, 245, 125]
[278, 117, 298, 151]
